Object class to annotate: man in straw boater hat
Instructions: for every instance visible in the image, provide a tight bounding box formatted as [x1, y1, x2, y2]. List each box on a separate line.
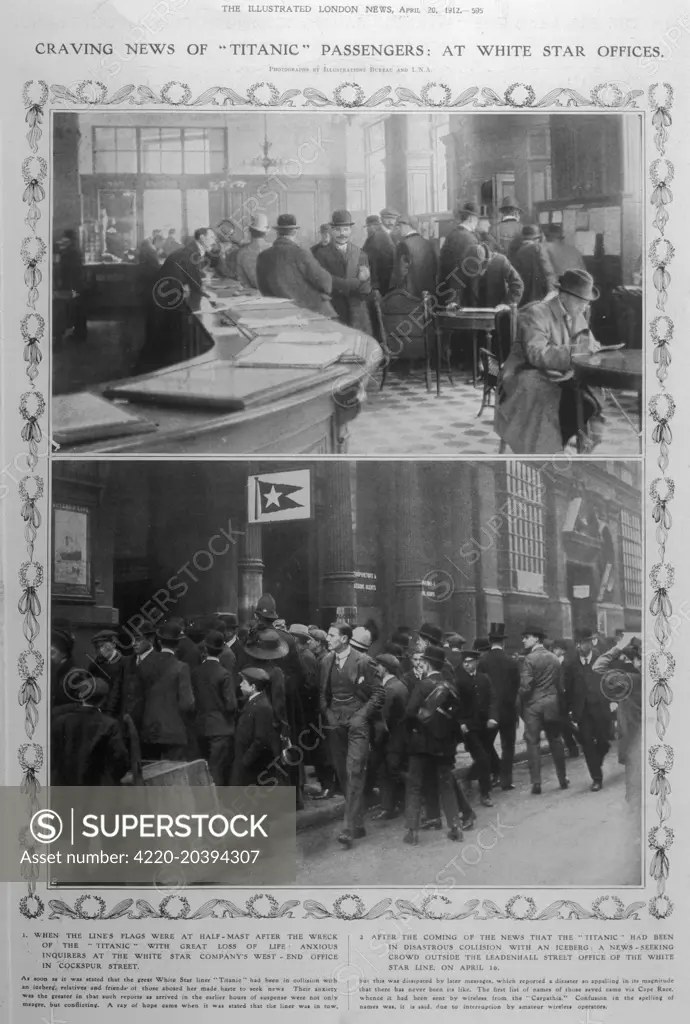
[519, 622, 569, 795]
[319, 621, 384, 848]
[496, 268, 605, 454]
[313, 209, 374, 334]
[256, 213, 335, 316]
[139, 620, 195, 762]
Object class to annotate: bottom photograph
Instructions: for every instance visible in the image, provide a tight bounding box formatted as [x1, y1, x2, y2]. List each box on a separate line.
[50, 458, 643, 887]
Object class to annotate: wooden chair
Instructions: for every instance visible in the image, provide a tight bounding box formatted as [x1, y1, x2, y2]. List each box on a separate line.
[425, 292, 455, 397]
[477, 305, 517, 418]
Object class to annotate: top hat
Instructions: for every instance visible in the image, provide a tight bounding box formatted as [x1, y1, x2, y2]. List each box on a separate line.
[521, 224, 542, 240]
[91, 629, 119, 647]
[418, 622, 443, 645]
[243, 628, 289, 661]
[331, 209, 355, 227]
[473, 637, 491, 653]
[365, 214, 382, 226]
[289, 623, 311, 640]
[488, 622, 506, 643]
[499, 197, 521, 213]
[51, 625, 75, 655]
[557, 269, 600, 303]
[239, 666, 271, 690]
[204, 630, 226, 656]
[376, 653, 401, 676]
[522, 622, 547, 639]
[249, 212, 269, 234]
[255, 594, 279, 621]
[424, 644, 447, 669]
[157, 620, 183, 643]
[275, 213, 298, 231]
[351, 626, 373, 653]
[380, 207, 400, 220]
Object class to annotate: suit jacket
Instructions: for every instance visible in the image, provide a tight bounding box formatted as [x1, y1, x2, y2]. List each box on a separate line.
[562, 652, 611, 722]
[140, 650, 195, 747]
[191, 659, 237, 737]
[477, 647, 520, 724]
[51, 704, 129, 786]
[363, 228, 396, 295]
[92, 652, 129, 718]
[497, 218, 522, 256]
[236, 237, 270, 290]
[313, 241, 373, 333]
[438, 224, 481, 306]
[511, 241, 557, 306]
[544, 239, 587, 278]
[393, 233, 438, 298]
[230, 691, 281, 785]
[177, 635, 203, 671]
[156, 241, 207, 312]
[518, 645, 562, 709]
[256, 236, 335, 316]
[496, 293, 595, 454]
[455, 667, 493, 732]
[319, 648, 381, 715]
[479, 253, 524, 308]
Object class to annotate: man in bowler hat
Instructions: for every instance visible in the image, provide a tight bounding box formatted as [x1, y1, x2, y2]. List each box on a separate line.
[496, 197, 523, 258]
[562, 627, 613, 791]
[313, 210, 374, 334]
[519, 623, 569, 794]
[191, 630, 237, 786]
[437, 201, 482, 307]
[139, 620, 195, 761]
[256, 213, 335, 316]
[478, 624, 521, 790]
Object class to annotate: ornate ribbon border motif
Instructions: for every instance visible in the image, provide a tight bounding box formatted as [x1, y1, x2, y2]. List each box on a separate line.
[15, 78, 672, 921]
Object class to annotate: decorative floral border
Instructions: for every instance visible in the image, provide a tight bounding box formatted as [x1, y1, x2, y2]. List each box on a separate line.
[15, 79, 674, 923]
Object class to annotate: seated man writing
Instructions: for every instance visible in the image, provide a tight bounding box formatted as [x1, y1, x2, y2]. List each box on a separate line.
[495, 269, 604, 454]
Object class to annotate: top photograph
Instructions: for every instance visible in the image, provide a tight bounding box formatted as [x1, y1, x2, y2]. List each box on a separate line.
[51, 109, 643, 456]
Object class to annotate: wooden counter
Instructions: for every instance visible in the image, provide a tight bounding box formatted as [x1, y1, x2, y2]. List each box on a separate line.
[52, 286, 382, 456]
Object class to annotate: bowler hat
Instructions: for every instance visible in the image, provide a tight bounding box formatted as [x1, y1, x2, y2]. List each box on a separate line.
[574, 626, 596, 643]
[557, 269, 600, 303]
[249, 212, 269, 234]
[331, 209, 355, 227]
[244, 628, 289, 661]
[419, 622, 443, 645]
[473, 638, 491, 653]
[424, 644, 446, 669]
[289, 623, 311, 640]
[522, 622, 547, 639]
[51, 625, 75, 655]
[521, 224, 542, 240]
[204, 630, 226, 656]
[351, 626, 373, 652]
[157, 620, 183, 642]
[275, 213, 298, 231]
[91, 629, 119, 647]
[366, 214, 382, 226]
[499, 197, 521, 213]
[380, 207, 400, 220]
[457, 201, 479, 216]
[462, 649, 481, 661]
[240, 666, 271, 690]
[255, 594, 279, 621]
[376, 653, 401, 676]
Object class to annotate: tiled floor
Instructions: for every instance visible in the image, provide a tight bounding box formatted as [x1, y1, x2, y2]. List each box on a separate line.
[348, 365, 641, 456]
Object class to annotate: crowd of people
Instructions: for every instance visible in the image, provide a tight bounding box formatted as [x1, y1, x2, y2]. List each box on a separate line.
[50, 598, 642, 850]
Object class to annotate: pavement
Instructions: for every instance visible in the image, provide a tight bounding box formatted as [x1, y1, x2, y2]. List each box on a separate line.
[295, 742, 642, 888]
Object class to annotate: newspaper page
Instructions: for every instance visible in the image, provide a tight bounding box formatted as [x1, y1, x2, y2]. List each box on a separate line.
[0, 1, 688, 1021]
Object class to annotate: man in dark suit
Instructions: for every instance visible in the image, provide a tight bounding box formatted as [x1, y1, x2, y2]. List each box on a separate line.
[370, 653, 409, 820]
[362, 214, 396, 296]
[496, 198, 523, 258]
[478, 625, 520, 790]
[511, 225, 558, 306]
[319, 622, 384, 848]
[455, 648, 494, 806]
[477, 245, 524, 308]
[191, 630, 237, 785]
[562, 627, 612, 791]
[90, 630, 129, 719]
[437, 201, 482, 307]
[139, 621, 195, 761]
[313, 209, 374, 334]
[256, 213, 335, 316]
[230, 667, 282, 786]
[310, 223, 331, 258]
[393, 215, 438, 298]
[51, 674, 129, 787]
[520, 623, 569, 794]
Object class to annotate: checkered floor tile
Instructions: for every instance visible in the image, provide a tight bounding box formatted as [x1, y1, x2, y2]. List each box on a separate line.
[348, 366, 641, 456]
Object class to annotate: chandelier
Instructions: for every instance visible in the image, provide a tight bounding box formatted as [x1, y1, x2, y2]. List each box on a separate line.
[251, 115, 280, 174]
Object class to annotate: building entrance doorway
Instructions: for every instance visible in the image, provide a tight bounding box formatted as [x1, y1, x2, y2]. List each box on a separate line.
[261, 521, 313, 626]
[567, 562, 596, 636]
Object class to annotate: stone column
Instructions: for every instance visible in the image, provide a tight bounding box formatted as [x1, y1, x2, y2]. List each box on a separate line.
[394, 463, 428, 627]
[320, 462, 357, 623]
[473, 464, 505, 637]
[238, 524, 264, 626]
[445, 463, 479, 643]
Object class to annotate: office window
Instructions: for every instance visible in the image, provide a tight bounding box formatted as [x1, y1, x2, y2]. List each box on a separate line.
[506, 462, 545, 593]
[141, 128, 183, 175]
[621, 510, 642, 608]
[93, 127, 137, 173]
[183, 128, 225, 174]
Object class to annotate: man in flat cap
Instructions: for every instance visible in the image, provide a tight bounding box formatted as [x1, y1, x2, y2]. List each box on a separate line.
[496, 268, 604, 453]
[519, 623, 569, 794]
[437, 201, 482, 307]
[313, 210, 374, 334]
[231, 667, 282, 786]
[256, 213, 335, 316]
[90, 629, 128, 718]
[235, 211, 271, 291]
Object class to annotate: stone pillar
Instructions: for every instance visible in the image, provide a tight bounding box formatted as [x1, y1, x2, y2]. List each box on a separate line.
[394, 463, 428, 627]
[320, 462, 357, 623]
[53, 112, 82, 238]
[404, 114, 434, 215]
[445, 463, 479, 643]
[473, 465, 505, 638]
[238, 524, 264, 626]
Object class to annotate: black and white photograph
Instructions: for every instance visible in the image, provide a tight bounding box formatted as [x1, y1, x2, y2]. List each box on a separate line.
[51, 110, 643, 456]
[50, 459, 643, 887]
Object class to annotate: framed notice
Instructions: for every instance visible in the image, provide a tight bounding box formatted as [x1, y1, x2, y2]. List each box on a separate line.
[52, 502, 93, 601]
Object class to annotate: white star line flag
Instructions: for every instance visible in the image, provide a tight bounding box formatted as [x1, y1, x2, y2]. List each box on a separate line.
[247, 470, 311, 523]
